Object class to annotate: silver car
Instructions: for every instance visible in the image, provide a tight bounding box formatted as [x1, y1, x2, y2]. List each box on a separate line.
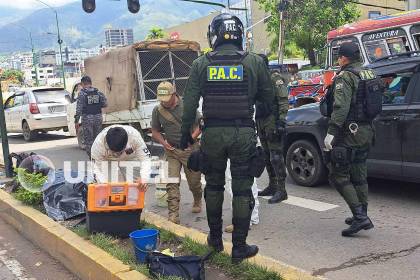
[4, 87, 71, 141]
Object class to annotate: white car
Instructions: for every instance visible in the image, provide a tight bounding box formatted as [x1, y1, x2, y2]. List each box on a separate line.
[4, 87, 71, 141]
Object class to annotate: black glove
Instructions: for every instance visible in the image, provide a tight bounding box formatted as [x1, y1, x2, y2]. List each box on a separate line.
[275, 120, 286, 135]
[180, 133, 194, 150]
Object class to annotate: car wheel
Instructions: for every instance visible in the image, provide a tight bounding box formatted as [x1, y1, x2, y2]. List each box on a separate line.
[286, 139, 327, 187]
[77, 126, 86, 150]
[22, 121, 36, 142]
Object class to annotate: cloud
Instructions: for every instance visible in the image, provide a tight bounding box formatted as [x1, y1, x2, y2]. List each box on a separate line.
[0, 0, 78, 10]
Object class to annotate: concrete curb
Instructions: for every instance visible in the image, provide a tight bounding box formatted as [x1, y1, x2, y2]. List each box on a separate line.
[143, 211, 325, 280]
[0, 189, 149, 280]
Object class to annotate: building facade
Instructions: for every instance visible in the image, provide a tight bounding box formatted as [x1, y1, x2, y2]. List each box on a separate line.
[165, 0, 409, 53]
[105, 28, 134, 47]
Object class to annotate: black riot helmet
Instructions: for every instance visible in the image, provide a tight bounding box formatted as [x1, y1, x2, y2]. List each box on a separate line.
[207, 13, 244, 49]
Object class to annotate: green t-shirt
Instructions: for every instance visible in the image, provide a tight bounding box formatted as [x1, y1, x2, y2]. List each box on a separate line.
[151, 97, 200, 145]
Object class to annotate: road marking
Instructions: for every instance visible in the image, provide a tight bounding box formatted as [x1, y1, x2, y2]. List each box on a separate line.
[0, 250, 30, 280]
[180, 172, 338, 212]
[260, 195, 339, 212]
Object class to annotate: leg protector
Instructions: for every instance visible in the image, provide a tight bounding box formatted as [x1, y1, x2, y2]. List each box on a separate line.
[204, 185, 224, 239]
[232, 189, 254, 247]
[269, 149, 287, 192]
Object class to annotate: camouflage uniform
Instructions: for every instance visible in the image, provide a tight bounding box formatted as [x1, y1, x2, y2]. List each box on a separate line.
[75, 87, 107, 157]
[256, 72, 288, 199]
[327, 61, 374, 236]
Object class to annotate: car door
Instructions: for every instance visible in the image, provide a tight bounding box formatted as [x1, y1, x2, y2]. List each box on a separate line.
[8, 94, 24, 132]
[401, 71, 420, 182]
[66, 83, 81, 136]
[368, 74, 411, 178]
[4, 96, 16, 132]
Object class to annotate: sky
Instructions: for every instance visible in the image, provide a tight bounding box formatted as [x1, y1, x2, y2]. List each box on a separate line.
[0, 0, 77, 9]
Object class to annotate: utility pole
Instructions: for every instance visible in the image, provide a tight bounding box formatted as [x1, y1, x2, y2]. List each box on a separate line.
[35, 0, 66, 89]
[29, 32, 40, 87]
[0, 78, 12, 178]
[277, 0, 289, 65]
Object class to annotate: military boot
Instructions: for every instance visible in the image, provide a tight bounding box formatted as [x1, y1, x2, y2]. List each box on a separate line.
[231, 244, 259, 264]
[207, 234, 224, 253]
[342, 205, 374, 237]
[345, 204, 368, 225]
[268, 190, 288, 204]
[258, 185, 275, 196]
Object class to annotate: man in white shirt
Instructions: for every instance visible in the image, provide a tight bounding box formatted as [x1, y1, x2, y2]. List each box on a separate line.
[91, 125, 151, 186]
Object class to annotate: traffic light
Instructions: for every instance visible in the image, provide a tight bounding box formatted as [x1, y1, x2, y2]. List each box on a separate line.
[82, 0, 96, 13]
[127, 0, 140, 13]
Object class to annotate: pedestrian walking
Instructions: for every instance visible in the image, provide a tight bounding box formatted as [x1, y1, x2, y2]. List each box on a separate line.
[323, 42, 381, 236]
[151, 81, 203, 225]
[256, 54, 289, 204]
[74, 76, 107, 157]
[180, 13, 275, 264]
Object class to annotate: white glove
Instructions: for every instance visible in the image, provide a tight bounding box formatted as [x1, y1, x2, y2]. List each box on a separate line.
[324, 134, 335, 151]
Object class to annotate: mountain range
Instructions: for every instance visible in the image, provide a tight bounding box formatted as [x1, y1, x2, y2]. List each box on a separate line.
[0, 0, 229, 54]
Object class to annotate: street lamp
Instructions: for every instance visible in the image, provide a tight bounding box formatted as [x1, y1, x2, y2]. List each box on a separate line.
[34, 0, 66, 89]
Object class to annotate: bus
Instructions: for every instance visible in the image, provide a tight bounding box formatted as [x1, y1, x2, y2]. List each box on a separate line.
[326, 9, 420, 68]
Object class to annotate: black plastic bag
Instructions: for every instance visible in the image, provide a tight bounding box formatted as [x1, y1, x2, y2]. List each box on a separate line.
[43, 170, 88, 221]
[147, 252, 212, 280]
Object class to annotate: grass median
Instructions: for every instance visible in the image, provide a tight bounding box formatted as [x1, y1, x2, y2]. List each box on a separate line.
[72, 222, 282, 280]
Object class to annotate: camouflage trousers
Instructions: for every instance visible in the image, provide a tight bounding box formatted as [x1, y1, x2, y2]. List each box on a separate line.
[165, 143, 203, 220]
[82, 114, 103, 157]
[256, 118, 287, 192]
[328, 144, 370, 209]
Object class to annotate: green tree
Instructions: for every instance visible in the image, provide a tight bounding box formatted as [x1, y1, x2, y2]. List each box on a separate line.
[257, 0, 361, 66]
[1, 69, 24, 83]
[146, 27, 166, 40]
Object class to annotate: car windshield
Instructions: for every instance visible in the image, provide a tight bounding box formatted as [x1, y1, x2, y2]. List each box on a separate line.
[33, 90, 70, 104]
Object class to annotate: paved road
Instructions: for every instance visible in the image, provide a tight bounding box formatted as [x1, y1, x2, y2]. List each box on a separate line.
[2, 132, 420, 280]
[0, 218, 78, 280]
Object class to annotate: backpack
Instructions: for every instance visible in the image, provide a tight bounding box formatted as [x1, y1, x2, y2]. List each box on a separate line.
[320, 68, 384, 121]
[320, 85, 334, 118]
[147, 252, 212, 280]
[347, 68, 384, 121]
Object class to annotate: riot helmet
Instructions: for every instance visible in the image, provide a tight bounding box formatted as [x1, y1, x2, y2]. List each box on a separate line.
[207, 13, 244, 49]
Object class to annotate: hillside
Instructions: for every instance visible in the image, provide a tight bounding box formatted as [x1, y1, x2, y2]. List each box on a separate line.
[0, 0, 225, 53]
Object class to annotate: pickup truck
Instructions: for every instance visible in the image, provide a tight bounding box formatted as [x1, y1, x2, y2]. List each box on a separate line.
[285, 54, 420, 187]
[66, 40, 200, 147]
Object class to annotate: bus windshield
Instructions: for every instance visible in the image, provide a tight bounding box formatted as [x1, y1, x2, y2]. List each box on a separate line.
[362, 28, 410, 62]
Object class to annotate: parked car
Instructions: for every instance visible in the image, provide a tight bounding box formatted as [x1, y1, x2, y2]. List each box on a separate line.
[285, 54, 420, 186]
[4, 87, 71, 141]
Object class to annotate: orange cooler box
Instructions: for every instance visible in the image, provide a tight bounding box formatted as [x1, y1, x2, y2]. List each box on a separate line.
[86, 183, 145, 237]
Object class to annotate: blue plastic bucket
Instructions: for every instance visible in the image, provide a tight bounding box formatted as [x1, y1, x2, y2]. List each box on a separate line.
[129, 229, 159, 263]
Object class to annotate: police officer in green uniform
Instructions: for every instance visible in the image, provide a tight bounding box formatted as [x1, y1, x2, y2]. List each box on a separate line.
[324, 42, 375, 237]
[256, 54, 288, 203]
[180, 14, 275, 263]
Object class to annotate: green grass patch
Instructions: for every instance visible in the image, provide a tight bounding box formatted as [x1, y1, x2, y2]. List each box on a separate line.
[72, 222, 282, 280]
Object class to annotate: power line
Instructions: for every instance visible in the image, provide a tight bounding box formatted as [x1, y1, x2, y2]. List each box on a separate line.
[349, 1, 405, 12]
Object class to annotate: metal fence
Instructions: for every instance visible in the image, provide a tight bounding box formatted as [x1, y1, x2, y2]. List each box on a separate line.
[137, 49, 199, 101]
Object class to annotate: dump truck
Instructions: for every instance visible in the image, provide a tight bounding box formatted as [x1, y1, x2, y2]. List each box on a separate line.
[66, 40, 201, 148]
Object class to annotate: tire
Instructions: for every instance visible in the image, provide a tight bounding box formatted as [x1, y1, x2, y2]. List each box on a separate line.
[22, 121, 37, 142]
[286, 139, 327, 187]
[77, 126, 86, 150]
